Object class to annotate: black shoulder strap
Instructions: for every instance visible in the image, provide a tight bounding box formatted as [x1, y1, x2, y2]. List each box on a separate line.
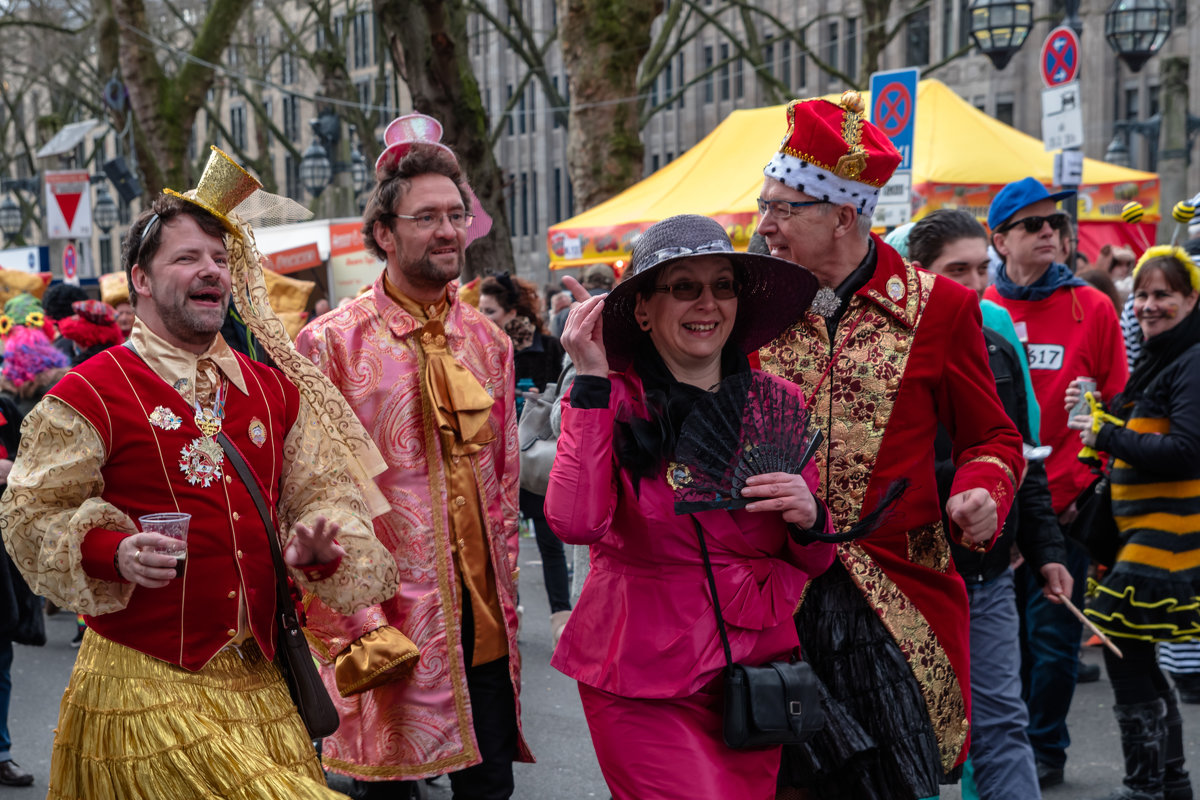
[691, 515, 734, 670]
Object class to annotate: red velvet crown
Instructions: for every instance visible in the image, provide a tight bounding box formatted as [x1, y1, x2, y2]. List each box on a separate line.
[776, 92, 902, 189]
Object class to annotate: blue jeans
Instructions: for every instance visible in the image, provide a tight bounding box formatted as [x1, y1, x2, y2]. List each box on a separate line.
[966, 569, 1041, 800]
[0, 638, 12, 761]
[1017, 536, 1089, 770]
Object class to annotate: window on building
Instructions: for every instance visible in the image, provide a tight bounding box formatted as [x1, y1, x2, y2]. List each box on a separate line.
[942, 0, 953, 59]
[529, 85, 537, 133]
[651, 73, 659, 108]
[506, 84, 514, 135]
[520, 171, 529, 237]
[263, 99, 273, 151]
[678, 53, 686, 108]
[1125, 87, 1139, 121]
[827, 21, 839, 74]
[974, 95, 986, 112]
[280, 50, 297, 85]
[334, 14, 345, 44]
[353, 11, 373, 68]
[100, 237, 113, 274]
[554, 167, 563, 222]
[798, 30, 807, 89]
[763, 36, 775, 80]
[1148, 85, 1160, 117]
[906, 6, 931, 66]
[230, 106, 246, 150]
[357, 79, 371, 113]
[283, 94, 300, 142]
[284, 153, 300, 201]
[568, 176, 575, 217]
[256, 33, 270, 71]
[664, 60, 674, 109]
[719, 43, 730, 100]
[782, 40, 792, 88]
[704, 45, 714, 103]
[518, 89, 527, 134]
[959, 0, 972, 51]
[651, 154, 660, 173]
[846, 18, 858, 81]
[531, 170, 539, 234]
[735, 57, 744, 98]
[996, 98, 1014, 126]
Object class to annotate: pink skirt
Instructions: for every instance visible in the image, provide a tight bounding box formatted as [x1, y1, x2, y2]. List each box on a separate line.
[578, 680, 781, 800]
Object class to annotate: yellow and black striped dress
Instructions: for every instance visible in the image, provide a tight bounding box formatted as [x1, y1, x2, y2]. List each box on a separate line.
[1085, 346, 1200, 642]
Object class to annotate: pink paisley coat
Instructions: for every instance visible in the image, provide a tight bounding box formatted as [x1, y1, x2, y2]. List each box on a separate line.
[296, 277, 532, 781]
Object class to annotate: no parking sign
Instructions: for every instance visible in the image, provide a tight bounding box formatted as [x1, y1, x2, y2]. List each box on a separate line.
[870, 68, 919, 171]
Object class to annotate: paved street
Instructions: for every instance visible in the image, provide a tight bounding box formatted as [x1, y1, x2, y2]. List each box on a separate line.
[5, 535, 1198, 798]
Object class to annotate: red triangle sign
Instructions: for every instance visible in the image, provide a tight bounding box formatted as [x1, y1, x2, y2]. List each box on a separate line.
[54, 191, 83, 231]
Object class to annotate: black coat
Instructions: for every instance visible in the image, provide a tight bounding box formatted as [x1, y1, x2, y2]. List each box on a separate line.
[0, 394, 44, 645]
[936, 327, 1068, 584]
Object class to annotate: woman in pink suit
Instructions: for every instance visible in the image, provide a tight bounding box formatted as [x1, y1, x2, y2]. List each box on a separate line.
[545, 214, 834, 800]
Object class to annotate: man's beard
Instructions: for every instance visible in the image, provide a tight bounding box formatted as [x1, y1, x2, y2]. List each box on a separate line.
[405, 244, 465, 289]
[155, 284, 229, 346]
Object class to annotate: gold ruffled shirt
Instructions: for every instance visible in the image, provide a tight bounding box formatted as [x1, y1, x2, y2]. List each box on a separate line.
[385, 276, 507, 666]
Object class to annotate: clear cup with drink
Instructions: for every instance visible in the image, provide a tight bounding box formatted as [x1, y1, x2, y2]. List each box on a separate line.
[138, 512, 191, 576]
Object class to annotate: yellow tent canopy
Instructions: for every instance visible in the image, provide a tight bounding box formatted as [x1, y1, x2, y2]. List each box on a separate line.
[547, 78, 1159, 269]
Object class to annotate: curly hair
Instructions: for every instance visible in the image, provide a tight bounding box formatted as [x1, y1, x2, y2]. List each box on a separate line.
[480, 273, 545, 334]
[361, 144, 473, 262]
[121, 194, 226, 307]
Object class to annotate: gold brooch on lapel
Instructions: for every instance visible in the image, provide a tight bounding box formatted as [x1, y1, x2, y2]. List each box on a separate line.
[886, 276, 905, 302]
[248, 418, 267, 447]
[149, 406, 182, 431]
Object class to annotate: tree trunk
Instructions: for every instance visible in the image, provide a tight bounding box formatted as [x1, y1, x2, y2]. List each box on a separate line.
[374, 0, 514, 281]
[112, 0, 250, 194]
[1155, 56, 1190, 246]
[557, 0, 663, 212]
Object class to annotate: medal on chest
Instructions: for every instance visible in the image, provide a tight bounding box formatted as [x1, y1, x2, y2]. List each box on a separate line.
[179, 378, 227, 488]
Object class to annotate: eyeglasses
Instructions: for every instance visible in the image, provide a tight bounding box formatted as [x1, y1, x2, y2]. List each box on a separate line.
[653, 278, 742, 301]
[384, 211, 476, 230]
[756, 198, 828, 219]
[997, 213, 1070, 235]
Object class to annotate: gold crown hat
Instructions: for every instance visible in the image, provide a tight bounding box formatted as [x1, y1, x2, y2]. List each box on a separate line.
[165, 146, 263, 233]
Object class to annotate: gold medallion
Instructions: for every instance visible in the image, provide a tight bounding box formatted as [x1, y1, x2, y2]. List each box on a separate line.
[886, 275, 905, 301]
[195, 409, 223, 438]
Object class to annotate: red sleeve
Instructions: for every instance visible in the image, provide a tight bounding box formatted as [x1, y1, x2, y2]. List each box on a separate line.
[938, 292, 1025, 547]
[80, 528, 130, 582]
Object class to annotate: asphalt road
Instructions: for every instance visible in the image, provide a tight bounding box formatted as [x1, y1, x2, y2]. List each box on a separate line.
[5, 535, 1198, 798]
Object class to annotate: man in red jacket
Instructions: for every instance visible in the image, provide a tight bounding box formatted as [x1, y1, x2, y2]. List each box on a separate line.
[757, 91, 1024, 798]
[983, 176, 1128, 788]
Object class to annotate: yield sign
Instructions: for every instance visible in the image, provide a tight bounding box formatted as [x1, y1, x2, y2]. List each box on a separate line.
[45, 170, 92, 239]
[1040, 27, 1080, 88]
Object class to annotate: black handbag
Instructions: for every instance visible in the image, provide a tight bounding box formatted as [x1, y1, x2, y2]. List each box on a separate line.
[1069, 472, 1121, 568]
[218, 433, 340, 740]
[0, 548, 45, 647]
[691, 516, 824, 749]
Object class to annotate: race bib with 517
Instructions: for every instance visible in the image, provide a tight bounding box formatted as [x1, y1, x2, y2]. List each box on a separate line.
[1026, 344, 1065, 370]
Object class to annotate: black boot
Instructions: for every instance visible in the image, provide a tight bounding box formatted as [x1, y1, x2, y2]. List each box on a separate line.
[1095, 699, 1168, 800]
[1161, 688, 1194, 800]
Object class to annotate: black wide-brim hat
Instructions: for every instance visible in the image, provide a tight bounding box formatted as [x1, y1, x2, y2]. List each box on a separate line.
[602, 214, 818, 372]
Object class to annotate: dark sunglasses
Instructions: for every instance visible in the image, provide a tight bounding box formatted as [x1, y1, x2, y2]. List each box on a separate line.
[998, 213, 1070, 235]
[653, 278, 742, 301]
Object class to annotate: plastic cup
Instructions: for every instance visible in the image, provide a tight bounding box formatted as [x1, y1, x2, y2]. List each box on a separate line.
[138, 512, 191, 567]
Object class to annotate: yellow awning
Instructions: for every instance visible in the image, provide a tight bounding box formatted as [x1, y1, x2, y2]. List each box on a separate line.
[547, 78, 1159, 269]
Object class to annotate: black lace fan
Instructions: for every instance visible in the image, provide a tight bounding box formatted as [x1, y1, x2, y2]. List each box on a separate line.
[668, 372, 819, 514]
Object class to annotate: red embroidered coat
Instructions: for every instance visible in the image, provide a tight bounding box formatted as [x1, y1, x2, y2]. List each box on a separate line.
[760, 235, 1025, 770]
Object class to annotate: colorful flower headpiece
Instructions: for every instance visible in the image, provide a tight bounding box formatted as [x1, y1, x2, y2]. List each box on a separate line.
[1133, 245, 1200, 293]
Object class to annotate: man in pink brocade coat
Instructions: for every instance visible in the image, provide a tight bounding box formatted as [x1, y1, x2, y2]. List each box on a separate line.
[296, 116, 531, 800]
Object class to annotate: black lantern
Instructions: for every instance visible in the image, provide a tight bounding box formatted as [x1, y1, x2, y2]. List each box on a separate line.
[93, 184, 119, 234]
[968, 0, 1035, 70]
[299, 141, 333, 197]
[0, 196, 22, 241]
[1104, 0, 1173, 73]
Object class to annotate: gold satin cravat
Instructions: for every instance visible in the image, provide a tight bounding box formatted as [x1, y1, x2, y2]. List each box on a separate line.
[420, 319, 496, 454]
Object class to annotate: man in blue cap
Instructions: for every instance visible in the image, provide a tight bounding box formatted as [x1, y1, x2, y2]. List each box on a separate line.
[983, 176, 1129, 789]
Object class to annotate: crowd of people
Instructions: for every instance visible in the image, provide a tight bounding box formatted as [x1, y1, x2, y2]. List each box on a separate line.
[0, 93, 1196, 800]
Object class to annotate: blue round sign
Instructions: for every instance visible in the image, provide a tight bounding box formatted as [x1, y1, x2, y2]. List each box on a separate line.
[1040, 27, 1080, 88]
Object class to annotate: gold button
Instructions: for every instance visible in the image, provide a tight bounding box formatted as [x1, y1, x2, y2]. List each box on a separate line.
[457, 538, 466, 551]
[225, 474, 233, 485]
[434, 334, 446, 347]
[895, 340, 909, 354]
[237, 550, 244, 559]
[227, 628, 237, 637]
[227, 590, 236, 599]
[454, 495, 466, 507]
[421, 333, 432, 344]
[887, 377, 900, 390]
[232, 511, 240, 521]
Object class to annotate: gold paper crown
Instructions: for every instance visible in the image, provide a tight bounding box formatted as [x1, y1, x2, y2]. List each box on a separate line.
[164, 146, 262, 232]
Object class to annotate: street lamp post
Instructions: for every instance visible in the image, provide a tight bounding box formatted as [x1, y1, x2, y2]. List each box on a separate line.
[0, 195, 22, 243]
[299, 110, 370, 216]
[1104, 0, 1173, 73]
[93, 183, 119, 273]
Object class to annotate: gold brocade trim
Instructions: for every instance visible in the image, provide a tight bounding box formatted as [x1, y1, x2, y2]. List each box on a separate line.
[323, 748, 476, 780]
[225, 219, 389, 519]
[966, 455, 1017, 490]
[413, 343, 480, 769]
[840, 542, 969, 771]
[759, 267, 931, 531]
[906, 522, 951, 573]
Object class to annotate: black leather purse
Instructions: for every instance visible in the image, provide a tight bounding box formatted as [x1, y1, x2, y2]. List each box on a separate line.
[219, 433, 340, 740]
[1069, 472, 1121, 568]
[691, 517, 824, 749]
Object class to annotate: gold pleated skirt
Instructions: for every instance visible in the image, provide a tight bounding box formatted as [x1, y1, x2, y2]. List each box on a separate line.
[48, 630, 347, 800]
